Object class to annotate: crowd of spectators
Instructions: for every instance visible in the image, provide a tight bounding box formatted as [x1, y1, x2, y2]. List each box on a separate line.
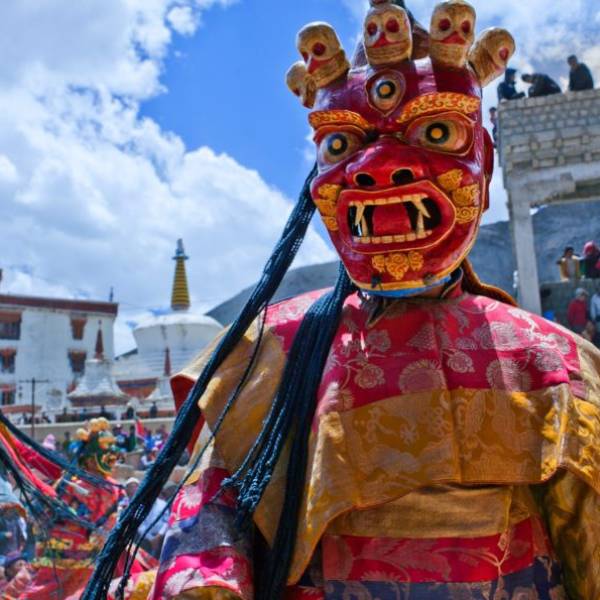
[560, 241, 600, 346]
[54, 421, 178, 473]
[567, 287, 600, 346]
[558, 242, 600, 283]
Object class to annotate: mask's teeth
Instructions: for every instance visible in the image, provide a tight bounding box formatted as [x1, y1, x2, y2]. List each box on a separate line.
[412, 198, 431, 219]
[354, 204, 366, 227]
[360, 216, 370, 236]
[416, 211, 425, 236]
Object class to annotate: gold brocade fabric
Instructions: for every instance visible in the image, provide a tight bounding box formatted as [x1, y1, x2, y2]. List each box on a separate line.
[109, 570, 159, 600]
[534, 469, 600, 600]
[327, 484, 540, 540]
[174, 307, 600, 592]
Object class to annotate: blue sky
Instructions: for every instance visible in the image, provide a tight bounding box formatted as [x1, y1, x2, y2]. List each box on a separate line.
[143, 0, 600, 219]
[0, 0, 598, 352]
[141, 0, 360, 200]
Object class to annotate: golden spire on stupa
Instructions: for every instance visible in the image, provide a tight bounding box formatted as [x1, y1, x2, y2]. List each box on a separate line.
[171, 239, 191, 311]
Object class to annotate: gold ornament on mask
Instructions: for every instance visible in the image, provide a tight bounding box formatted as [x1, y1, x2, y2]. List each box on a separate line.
[372, 251, 424, 281]
[437, 169, 464, 192]
[429, 1, 476, 68]
[296, 23, 350, 90]
[452, 183, 479, 207]
[455, 206, 479, 224]
[314, 185, 342, 230]
[364, 1, 413, 66]
[468, 28, 516, 86]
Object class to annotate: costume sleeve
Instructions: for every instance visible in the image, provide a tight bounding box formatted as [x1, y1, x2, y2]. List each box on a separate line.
[151, 439, 253, 600]
[536, 470, 600, 600]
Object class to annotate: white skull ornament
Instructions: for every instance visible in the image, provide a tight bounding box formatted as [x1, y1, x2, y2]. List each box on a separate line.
[286, 61, 316, 108]
[468, 28, 516, 86]
[430, 0, 476, 68]
[364, 2, 412, 66]
[296, 23, 350, 89]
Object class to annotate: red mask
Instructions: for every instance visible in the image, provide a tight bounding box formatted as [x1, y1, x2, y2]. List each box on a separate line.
[288, 1, 515, 296]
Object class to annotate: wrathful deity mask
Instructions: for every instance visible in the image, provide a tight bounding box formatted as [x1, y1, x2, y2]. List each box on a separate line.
[287, 0, 514, 296]
[76, 418, 118, 476]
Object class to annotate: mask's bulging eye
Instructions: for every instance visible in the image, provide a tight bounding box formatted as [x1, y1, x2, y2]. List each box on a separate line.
[376, 80, 396, 99]
[318, 131, 364, 167]
[367, 71, 406, 115]
[328, 134, 348, 155]
[405, 112, 474, 154]
[426, 123, 450, 144]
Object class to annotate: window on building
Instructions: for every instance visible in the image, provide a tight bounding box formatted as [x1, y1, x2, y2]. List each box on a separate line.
[70, 317, 87, 340]
[68, 351, 87, 375]
[0, 312, 21, 341]
[0, 387, 15, 406]
[0, 349, 16, 374]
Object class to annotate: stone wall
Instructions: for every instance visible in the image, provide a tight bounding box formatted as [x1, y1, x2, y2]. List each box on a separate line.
[497, 89, 600, 313]
[498, 89, 600, 196]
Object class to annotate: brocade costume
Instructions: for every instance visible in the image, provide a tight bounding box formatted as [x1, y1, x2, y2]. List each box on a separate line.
[23, 475, 124, 600]
[0, 418, 155, 599]
[153, 280, 600, 599]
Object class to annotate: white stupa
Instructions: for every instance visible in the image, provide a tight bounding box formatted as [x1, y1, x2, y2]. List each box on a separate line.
[114, 240, 223, 411]
[68, 325, 129, 414]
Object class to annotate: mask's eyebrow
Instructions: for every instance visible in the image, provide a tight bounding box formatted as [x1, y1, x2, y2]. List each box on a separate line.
[396, 93, 481, 124]
[309, 110, 373, 132]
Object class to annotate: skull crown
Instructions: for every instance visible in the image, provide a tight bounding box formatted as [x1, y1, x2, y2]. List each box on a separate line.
[286, 0, 515, 107]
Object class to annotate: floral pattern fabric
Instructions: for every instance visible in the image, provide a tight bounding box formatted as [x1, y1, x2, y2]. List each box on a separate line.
[322, 559, 565, 600]
[166, 288, 600, 599]
[152, 449, 253, 600]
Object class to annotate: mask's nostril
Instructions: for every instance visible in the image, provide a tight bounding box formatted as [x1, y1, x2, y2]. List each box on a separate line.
[354, 173, 376, 187]
[392, 169, 415, 186]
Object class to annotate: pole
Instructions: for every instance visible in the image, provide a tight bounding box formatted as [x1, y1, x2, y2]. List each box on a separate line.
[31, 378, 35, 438]
[18, 378, 49, 440]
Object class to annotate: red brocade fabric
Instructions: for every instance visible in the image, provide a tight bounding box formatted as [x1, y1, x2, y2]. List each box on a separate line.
[161, 287, 600, 600]
[321, 518, 553, 583]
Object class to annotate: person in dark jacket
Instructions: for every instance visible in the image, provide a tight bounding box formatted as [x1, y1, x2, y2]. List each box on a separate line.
[568, 55, 594, 91]
[522, 73, 561, 97]
[497, 68, 525, 101]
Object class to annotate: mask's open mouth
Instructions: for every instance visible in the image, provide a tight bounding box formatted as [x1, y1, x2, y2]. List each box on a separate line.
[339, 181, 456, 251]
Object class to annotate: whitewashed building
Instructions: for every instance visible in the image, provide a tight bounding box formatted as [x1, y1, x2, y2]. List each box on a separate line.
[0, 293, 118, 419]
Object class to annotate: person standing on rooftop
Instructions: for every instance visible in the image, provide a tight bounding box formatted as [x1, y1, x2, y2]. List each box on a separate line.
[568, 55, 594, 91]
[522, 73, 561, 97]
[498, 67, 526, 101]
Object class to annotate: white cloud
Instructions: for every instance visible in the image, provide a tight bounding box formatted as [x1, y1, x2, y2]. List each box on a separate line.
[167, 6, 198, 35]
[0, 155, 19, 184]
[0, 0, 334, 354]
[340, 0, 368, 21]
